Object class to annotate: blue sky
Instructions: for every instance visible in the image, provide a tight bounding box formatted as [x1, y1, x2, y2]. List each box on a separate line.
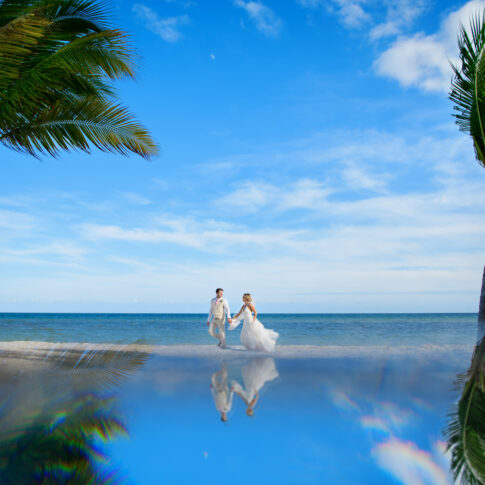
[1, 0, 485, 312]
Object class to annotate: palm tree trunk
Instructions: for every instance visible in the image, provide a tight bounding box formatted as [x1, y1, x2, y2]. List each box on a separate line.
[479, 265, 485, 322]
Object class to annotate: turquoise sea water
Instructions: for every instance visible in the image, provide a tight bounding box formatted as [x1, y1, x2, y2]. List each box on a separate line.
[0, 312, 478, 345]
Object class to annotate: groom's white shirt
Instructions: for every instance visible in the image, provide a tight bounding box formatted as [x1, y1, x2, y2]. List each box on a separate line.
[208, 297, 231, 322]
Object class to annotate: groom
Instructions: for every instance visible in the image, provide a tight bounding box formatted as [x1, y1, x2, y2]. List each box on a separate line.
[207, 288, 232, 349]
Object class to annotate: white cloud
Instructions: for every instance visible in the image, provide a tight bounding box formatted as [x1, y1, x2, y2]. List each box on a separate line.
[374, 34, 452, 93]
[297, 0, 370, 29]
[372, 438, 451, 485]
[374, 0, 485, 93]
[234, 0, 282, 36]
[132, 4, 189, 42]
[121, 192, 151, 205]
[370, 0, 426, 40]
[2, 125, 484, 312]
[1, 243, 88, 261]
[0, 209, 35, 231]
[340, 162, 390, 192]
[334, 0, 370, 29]
[297, 0, 485, 94]
[279, 179, 332, 210]
[77, 173, 485, 268]
[217, 181, 277, 213]
[215, 178, 333, 214]
[79, 219, 301, 253]
[297, 0, 424, 37]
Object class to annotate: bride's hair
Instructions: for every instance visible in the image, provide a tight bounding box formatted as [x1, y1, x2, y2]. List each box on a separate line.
[242, 293, 252, 303]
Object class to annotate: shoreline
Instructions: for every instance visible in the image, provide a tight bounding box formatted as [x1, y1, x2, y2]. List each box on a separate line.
[0, 340, 475, 359]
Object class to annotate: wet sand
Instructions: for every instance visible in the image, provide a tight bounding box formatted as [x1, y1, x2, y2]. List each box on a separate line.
[0, 340, 474, 368]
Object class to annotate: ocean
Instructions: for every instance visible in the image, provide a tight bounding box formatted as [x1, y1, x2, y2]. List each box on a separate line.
[0, 312, 478, 346]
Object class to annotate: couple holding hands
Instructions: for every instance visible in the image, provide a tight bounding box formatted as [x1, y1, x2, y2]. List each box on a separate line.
[207, 288, 279, 353]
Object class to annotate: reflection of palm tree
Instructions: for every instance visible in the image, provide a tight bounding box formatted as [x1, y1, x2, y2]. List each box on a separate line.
[0, 345, 149, 484]
[445, 335, 485, 485]
[59, 345, 150, 391]
[0, 394, 126, 484]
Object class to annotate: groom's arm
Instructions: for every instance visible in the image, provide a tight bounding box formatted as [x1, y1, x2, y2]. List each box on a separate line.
[224, 300, 232, 322]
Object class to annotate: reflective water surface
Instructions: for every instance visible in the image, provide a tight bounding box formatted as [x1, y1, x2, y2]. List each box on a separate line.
[0, 337, 484, 484]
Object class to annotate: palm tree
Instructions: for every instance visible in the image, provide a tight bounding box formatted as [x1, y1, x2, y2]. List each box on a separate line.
[445, 335, 485, 484]
[450, 11, 485, 323]
[449, 10, 485, 168]
[0, 0, 157, 158]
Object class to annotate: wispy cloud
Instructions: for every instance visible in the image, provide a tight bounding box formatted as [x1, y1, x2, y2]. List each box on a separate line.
[332, 0, 370, 29]
[297, 0, 370, 29]
[1, 242, 89, 261]
[163, 0, 196, 8]
[0, 209, 36, 231]
[297, 0, 425, 35]
[217, 181, 277, 213]
[369, 0, 426, 40]
[214, 178, 335, 214]
[234, 0, 282, 37]
[132, 4, 189, 43]
[121, 192, 151, 205]
[340, 162, 390, 192]
[2, 124, 484, 311]
[79, 220, 300, 252]
[296, 0, 474, 94]
[374, 0, 485, 93]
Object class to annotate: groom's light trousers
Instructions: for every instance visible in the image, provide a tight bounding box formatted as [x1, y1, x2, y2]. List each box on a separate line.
[209, 318, 226, 347]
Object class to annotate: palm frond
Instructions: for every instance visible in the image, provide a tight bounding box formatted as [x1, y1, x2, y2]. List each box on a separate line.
[1, 28, 135, 116]
[450, 10, 485, 168]
[0, 0, 157, 159]
[0, 13, 49, 90]
[1, 96, 157, 158]
[39, 0, 111, 30]
[0, 0, 110, 30]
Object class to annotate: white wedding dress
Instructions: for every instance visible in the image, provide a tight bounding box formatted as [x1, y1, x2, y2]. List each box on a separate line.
[231, 358, 278, 404]
[229, 305, 279, 352]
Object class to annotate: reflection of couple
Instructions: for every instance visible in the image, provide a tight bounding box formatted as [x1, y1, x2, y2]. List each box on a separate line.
[210, 358, 278, 422]
[207, 288, 279, 352]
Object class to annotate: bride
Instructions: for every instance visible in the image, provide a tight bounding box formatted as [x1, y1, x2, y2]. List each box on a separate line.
[231, 357, 279, 416]
[228, 293, 279, 352]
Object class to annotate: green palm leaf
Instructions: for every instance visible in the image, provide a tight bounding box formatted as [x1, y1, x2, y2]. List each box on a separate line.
[0, 0, 157, 159]
[450, 10, 485, 168]
[1, 96, 157, 157]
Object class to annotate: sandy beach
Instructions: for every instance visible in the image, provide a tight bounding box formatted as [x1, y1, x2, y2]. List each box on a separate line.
[0, 340, 474, 364]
